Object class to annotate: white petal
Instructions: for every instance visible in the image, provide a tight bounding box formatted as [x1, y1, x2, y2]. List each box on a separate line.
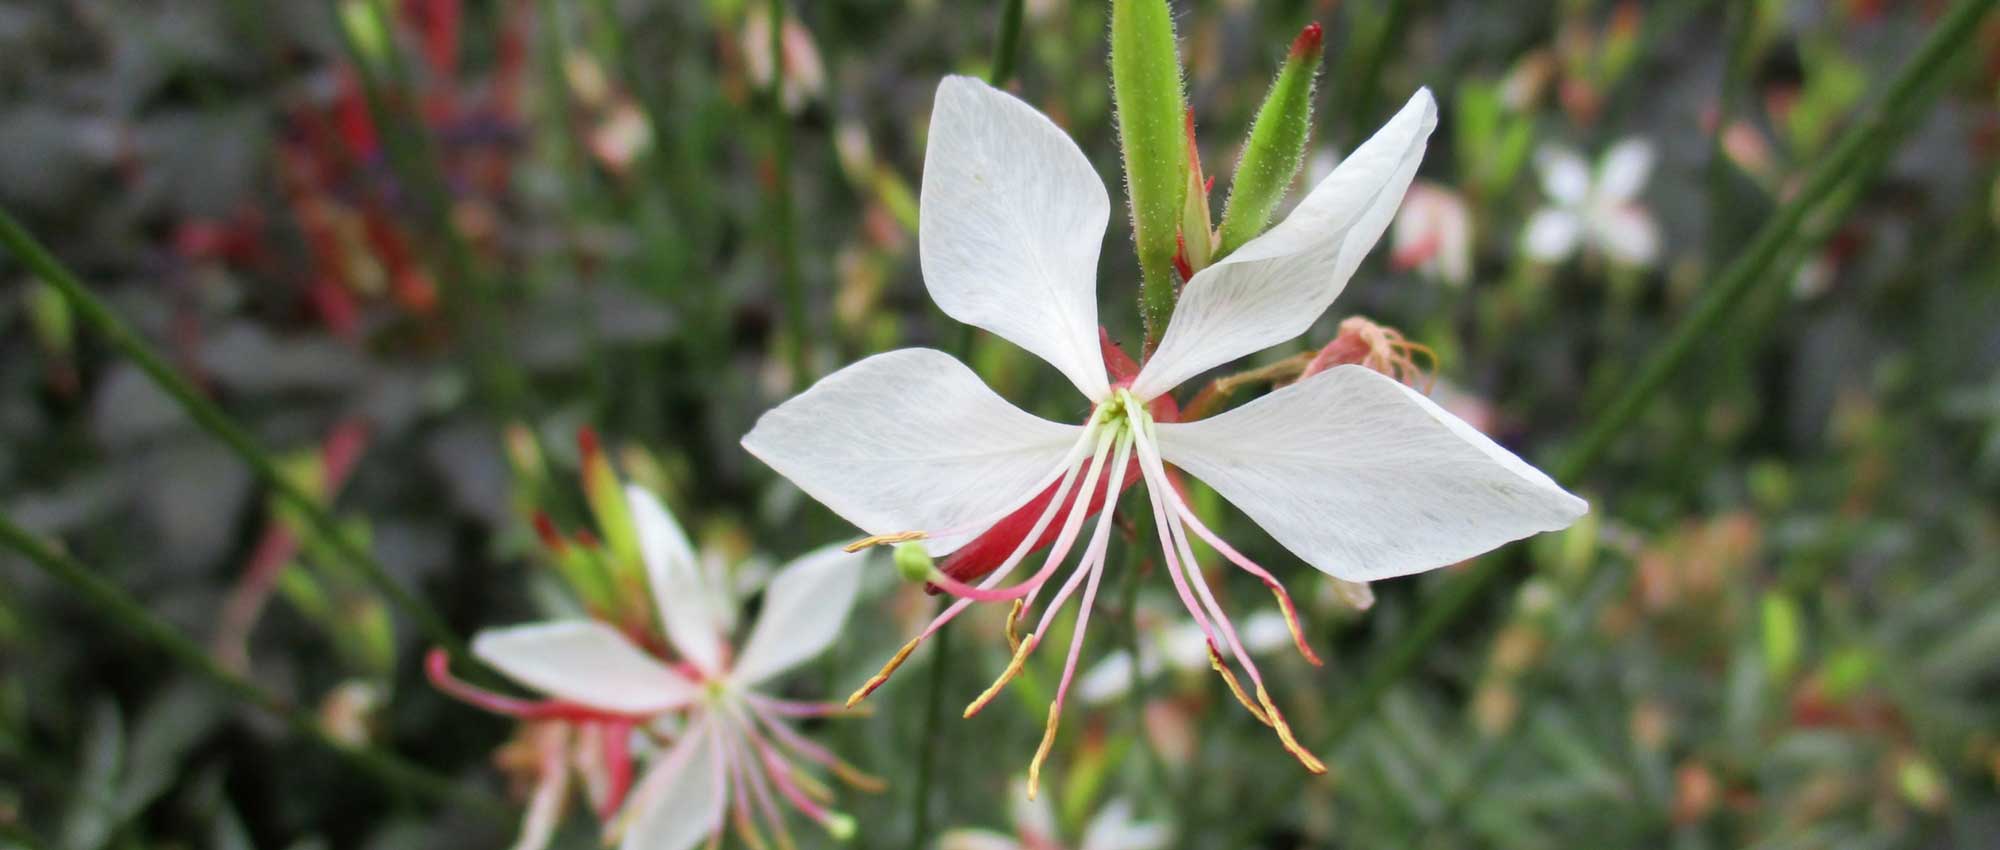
[1130, 90, 1438, 400]
[627, 485, 726, 675]
[472, 621, 697, 714]
[619, 722, 723, 850]
[1534, 144, 1591, 206]
[1591, 204, 1661, 267]
[1076, 649, 1137, 705]
[730, 546, 864, 685]
[1521, 207, 1582, 263]
[742, 348, 1084, 557]
[1010, 779, 1058, 839]
[1595, 137, 1656, 204]
[1153, 366, 1588, 582]
[921, 75, 1111, 400]
[1081, 800, 1172, 850]
[937, 831, 1024, 850]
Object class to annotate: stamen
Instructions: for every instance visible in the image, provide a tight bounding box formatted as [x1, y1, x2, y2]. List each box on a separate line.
[1208, 643, 1271, 725]
[1025, 503, 1116, 801]
[963, 635, 1039, 718]
[842, 530, 926, 553]
[845, 635, 921, 707]
[925, 426, 1118, 603]
[1026, 701, 1062, 800]
[1171, 499, 1322, 667]
[745, 701, 887, 794]
[1005, 599, 1026, 652]
[1256, 685, 1328, 774]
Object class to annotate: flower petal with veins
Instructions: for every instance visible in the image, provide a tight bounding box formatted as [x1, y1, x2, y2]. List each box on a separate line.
[742, 348, 1083, 557]
[1132, 89, 1438, 399]
[1154, 365, 1587, 582]
[922, 76, 1112, 400]
[732, 546, 863, 685]
[473, 621, 698, 714]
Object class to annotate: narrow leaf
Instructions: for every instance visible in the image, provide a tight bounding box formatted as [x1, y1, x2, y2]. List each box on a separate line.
[1216, 22, 1324, 258]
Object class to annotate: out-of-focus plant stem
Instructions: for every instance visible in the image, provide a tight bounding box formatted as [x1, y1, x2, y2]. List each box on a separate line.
[0, 208, 479, 672]
[1332, 0, 1414, 144]
[0, 514, 508, 820]
[908, 624, 952, 850]
[1264, 0, 1994, 825]
[328, 0, 531, 417]
[769, 0, 810, 390]
[990, 0, 1027, 86]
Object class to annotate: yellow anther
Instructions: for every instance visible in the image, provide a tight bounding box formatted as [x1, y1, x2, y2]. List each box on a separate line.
[829, 760, 888, 794]
[1026, 701, 1062, 800]
[1267, 584, 1323, 667]
[842, 530, 927, 553]
[964, 635, 1039, 718]
[1256, 684, 1328, 774]
[846, 635, 923, 707]
[1004, 599, 1026, 652]
[1208, 644, 1271, 726]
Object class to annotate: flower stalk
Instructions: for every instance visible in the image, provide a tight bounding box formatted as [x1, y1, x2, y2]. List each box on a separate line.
[1110, 0, 1191, 346]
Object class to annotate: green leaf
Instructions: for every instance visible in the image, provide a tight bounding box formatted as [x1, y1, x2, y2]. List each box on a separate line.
[1217, 23, 1324, 258]
[1110, 0, 1189, 345]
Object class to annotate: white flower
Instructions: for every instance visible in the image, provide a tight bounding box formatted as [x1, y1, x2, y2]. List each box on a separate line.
[465, 485, 870, 850]
[1391, 181, 1474, 285]
[938, 780, 1169, 850]
[1521, 138, 1662, 267]
[743, 76, 1586, 791]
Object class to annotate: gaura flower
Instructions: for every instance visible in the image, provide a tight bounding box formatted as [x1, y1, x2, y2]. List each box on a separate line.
[743, 76, 1587, 794]
[437, 485, 874, 850]
[1390, 181, 1474, 286]
[1521, 138, 1662, 268]
[937, 779, 1169, 850]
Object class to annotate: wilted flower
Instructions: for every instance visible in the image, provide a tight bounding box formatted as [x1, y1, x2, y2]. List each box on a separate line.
[1390, 181, 1474, 285]
[744, 76, 1585, 793]
[937, 780, 1169, 850]
[1522, 138, 1661, 268]
[435, 485, 873, 850]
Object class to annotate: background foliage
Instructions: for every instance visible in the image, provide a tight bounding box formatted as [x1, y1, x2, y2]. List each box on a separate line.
[2, 0, 1997, 848]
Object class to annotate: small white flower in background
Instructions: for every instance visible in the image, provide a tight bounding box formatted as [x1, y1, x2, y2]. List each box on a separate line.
[444, 485, 873, 850]
[1391, 181, 1475, 285]
[744, 75, 1586, 793]
[742, 7, 825, 114]
[937, 780, 1170, 850]
[1521, 138, 1662, 268]
[1077, 609, 1293, 705]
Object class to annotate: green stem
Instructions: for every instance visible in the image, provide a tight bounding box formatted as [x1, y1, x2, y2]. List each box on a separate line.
[769, 0, 810, 390]
[1286, 0, 1991, 813]
[989, 0, 1027, 86]
[907, 625, 952, 850]
[0, 209, 477, 670]
[0, 514, 507, 820]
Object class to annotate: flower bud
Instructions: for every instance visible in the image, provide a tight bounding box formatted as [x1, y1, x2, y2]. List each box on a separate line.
[893, 541, 935, 584]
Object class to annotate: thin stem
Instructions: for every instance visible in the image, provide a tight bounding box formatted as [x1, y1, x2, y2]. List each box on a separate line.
[989, 0, 1027, 86]
[1279, 0, 1992, 818]
[0, 514, 507, 820]
[907, 624, 952, 850]
[769, 0, 809, 389]
[0, 208, 477, 669]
